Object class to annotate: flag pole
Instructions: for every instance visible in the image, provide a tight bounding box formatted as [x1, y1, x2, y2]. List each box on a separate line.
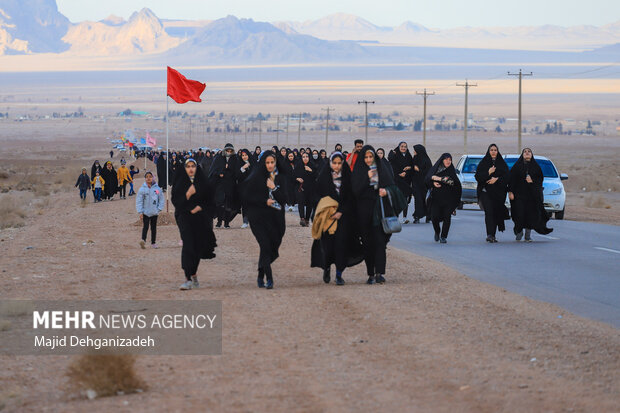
[166, 95, 170, 213]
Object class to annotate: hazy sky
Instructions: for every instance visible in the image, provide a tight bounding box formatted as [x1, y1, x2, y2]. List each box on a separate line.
[55, 0, 619, 28]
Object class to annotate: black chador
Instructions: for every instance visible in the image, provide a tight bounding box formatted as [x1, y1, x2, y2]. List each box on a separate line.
[172, 159, 216, 289]
[508, 148, 553, 240]
[209, 144, 240, 228]
[241, 150, 287, 289]
[156, 153, 168, 191]
[294, 153, 318, 226]
[351, 145, 398, 284]
[310, 152, 363, 285]
[475, 143, 510, 242]
[100, 161, 118, 200]
[425, 153, 462, 242]
[411, 144, 432, 222]
[388, 142, 414, 219]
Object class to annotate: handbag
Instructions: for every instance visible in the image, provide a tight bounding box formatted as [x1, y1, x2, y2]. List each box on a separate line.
[380, 189, 402, 234]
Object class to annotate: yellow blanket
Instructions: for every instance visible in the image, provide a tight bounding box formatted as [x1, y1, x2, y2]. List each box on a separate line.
[312, 196, 339, 240]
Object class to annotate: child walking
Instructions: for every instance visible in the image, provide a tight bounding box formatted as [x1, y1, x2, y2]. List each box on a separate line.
[91, 171, 105, 202]
[136, 171, 165, 249]
[128, 165, 140, 196]
[75, 168, 91, 205]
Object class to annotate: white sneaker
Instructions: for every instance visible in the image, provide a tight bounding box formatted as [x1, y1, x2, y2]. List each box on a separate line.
[241, 223, 249, 229]
[179, 280, 193, 290]
[191, 275, 199, 289]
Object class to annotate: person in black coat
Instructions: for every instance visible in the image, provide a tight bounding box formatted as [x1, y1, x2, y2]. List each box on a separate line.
[236, 149, 254, 228]
[100, 161, 118, 200]
[411, 144, 432, 223]
[508, 148, 553, 241]
[156, 152, 168, 191]
[172, 158, 217, 290]
[241, 150, 287, 289]
[388, 142, 414, 223]
[283, 151, 298, 209]
[475, 143, 510, 242]
[351, 145, 396, 285]
[209, 143, 239, 228]
[75, 168, 91, 203]
[169, 153, 181, 186]
[294, 152, 318, 226]
[426, 153, 462, 243]
[311, 152, 363, 285]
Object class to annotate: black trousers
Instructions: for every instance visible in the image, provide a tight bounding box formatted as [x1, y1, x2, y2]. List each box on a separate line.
[119, 182, 127, 197]
[412, 186, 427, 219]
[142, 215, 158, 244]
[360, 224, 387, 276]
[431, 204, 452, 239]
[177, 214, 200, 280]
[296, 191, 313, 220]
[479, 192, 498, 236]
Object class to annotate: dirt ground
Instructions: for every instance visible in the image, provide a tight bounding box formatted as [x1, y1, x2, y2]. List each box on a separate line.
[0, 163, 619, 412]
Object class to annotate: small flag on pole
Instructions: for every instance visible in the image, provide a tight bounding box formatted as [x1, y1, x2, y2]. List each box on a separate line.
[146, 132, 157, 147]
[167, 66, 206, 104]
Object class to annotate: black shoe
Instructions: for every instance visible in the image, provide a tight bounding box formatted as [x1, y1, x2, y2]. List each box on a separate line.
[486, 235, 494, 243]
[323, 268, 331, 284]
[515, 229, 524, 241]
[265, 279, 274, 289]
[440, 237, 447, 244]
[413, 218, 420, 224]
[335, 275, 345, 285]
[434, 232, 440, 242]
[366, 275, 376, 285]
[425, 217, 431, 223]
[224, 223, 231, 228]
[257, 275, 265, 288]
[492, 236, 498, 243]
[375, 274, 386, 284]
[216, 221, 222, 228]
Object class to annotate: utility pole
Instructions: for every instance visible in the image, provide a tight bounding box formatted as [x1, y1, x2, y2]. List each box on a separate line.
[456, 80, 477, 153]
[276, 115, 280, 146]
[357, 100, 375, 143]
[508, 69, 533, 152]
[286, 114, 290, 145]
[297, 112, 302, 146]
[321, 107, 334, 150]
[416, 89, 435, 148]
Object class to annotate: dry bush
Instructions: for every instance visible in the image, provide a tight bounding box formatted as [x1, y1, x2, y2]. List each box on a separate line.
[66, 354, 146, 399]
[0, 194, 27, 229]
[0, 170, 9, 180]
[584, 195, 610, 209]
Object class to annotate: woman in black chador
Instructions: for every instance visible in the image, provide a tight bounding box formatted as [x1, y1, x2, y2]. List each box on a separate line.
[352, 145, 400, 285]
[311, 152, 363, 285]
[172, 158, 217, 290]
[236, 149, 254, 228]
[209, 143, 239, 228]
[388, 141, 414, 223]
[294, 152, 317, 227]
[241, 151, 287, 289]
[411, 144, 432, 223]
[426, 153, 462, 243]
[100, 161, 118, 200]
[508, 148, 553, 242]
[475, 143, 510, 242]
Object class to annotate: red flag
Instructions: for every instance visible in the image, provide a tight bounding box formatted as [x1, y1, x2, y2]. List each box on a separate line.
[167, 66, 206, 104]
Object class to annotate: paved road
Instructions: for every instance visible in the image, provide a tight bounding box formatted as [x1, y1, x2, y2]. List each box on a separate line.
[390, 207, 620, 328]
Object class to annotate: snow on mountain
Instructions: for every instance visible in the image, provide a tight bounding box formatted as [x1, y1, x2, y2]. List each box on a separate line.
[63, 8, 181, 55]
[0, 0, 69, 54]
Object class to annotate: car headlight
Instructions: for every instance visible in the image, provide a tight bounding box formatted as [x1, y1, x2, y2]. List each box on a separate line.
[550, 187, 562, 195]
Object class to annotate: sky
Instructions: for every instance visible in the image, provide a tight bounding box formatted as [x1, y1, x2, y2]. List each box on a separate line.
[55, 0, 620, 28]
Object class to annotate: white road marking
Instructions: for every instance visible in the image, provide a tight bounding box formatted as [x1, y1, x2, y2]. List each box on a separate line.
[594, 247, 620, 255]
[538, 235, 560, 240]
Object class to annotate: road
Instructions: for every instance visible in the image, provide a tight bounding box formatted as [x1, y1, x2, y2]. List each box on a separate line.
[390, 207, 620, 328]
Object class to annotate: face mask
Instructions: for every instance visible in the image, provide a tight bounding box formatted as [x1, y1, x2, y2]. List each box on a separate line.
[313, 154, 318, 160]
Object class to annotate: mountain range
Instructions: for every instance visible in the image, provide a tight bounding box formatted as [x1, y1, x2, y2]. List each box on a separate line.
[0, 0, 618, 65]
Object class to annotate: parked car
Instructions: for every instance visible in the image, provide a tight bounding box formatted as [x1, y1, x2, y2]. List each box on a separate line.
[503, 155, 567, 220]
[455, 154, 484, 209]
[455, 153, 568, 219]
